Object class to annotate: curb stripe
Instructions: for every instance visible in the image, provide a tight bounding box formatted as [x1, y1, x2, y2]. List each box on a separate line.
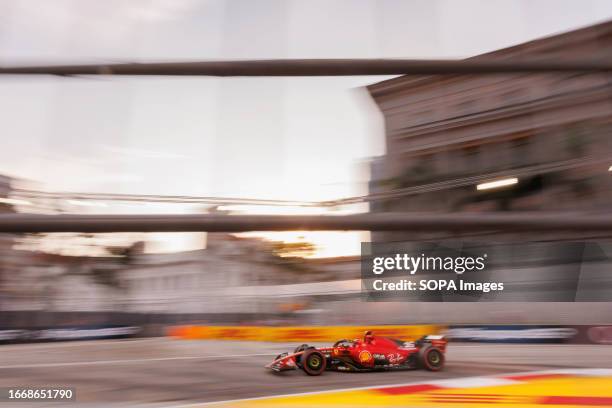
[180, 368, 612, 408]
[505, 373, 569, 381]
[538, 396, 612, 406]
[376, 384, 442, 395]
[432, 377, 519, 389]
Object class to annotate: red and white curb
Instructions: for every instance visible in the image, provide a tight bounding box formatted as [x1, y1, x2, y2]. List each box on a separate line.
[173, 368, 612, 407]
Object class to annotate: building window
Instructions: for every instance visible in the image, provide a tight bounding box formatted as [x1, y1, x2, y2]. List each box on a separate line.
[405, 153, 436, 183]
[565, 123, 592, 157]
[462, 145, 481, 170]
[464, 146, 480, 155]
[511, 136, 531, 165]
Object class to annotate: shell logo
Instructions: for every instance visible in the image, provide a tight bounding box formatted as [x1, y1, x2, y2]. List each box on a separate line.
[358, 350, 372, 363]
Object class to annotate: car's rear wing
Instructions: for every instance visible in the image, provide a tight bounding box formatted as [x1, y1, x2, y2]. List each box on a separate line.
[424, 335, 445, 341]
[419, 334, 448, 352]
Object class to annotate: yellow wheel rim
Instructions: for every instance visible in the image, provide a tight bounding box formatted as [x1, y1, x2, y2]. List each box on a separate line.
[429, 351, 440, 364]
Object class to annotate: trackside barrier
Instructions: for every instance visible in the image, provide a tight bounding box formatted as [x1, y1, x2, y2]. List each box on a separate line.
[0, 326, 140, 344]
[166, 325, 445, 342]
[446, 325, 577, 343]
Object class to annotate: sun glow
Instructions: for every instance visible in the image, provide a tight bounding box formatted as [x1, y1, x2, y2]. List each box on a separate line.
[223, 205, 367, 258]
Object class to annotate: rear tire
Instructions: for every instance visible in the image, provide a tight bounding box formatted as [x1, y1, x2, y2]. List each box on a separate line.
[420, 347, 444, 371]
[301, 349, 327, 376]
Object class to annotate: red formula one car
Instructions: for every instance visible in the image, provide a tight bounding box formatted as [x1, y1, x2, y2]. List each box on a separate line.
[266, 331, 447, 376]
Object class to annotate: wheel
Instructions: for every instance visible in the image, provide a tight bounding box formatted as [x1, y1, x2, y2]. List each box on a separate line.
[294, 344, 313, 367]
[420, 346, 444, 371]
[301, 349, 327, 376]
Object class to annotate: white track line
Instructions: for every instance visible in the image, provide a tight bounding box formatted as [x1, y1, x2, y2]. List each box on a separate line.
[0, 353, 274, 369]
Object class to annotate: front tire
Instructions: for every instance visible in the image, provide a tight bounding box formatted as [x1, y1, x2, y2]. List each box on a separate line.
[301, 349, 327, 376]
[420, 347, 444, 371]
[294, 344, 313, 367]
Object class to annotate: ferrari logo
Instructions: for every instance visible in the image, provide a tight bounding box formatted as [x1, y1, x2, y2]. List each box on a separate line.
[358, 350, 372, 363]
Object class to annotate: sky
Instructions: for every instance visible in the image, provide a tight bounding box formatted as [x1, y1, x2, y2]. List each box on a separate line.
[2, 0, 612, 255]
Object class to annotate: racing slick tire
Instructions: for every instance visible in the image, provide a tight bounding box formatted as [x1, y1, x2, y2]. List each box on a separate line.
[301, 349, 327, 376]
[294, 344, 314, 367]
[419, 346, 444, 371]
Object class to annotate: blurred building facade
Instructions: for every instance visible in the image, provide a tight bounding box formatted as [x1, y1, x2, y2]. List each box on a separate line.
[1, 223, 362, 324]
[359, 21, 612, 325]
[0, 251, 121, 312]
[118, 234, 285, 314]
[367, 21, 612, 218]
[0, 175, 20, 312]
[118, 234, 359, 315]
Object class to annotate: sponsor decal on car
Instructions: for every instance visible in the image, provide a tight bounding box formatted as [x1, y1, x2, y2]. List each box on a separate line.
[358, 350, 372, 363]
[400, 341, 416, 349]
[386, 353, 403, 363]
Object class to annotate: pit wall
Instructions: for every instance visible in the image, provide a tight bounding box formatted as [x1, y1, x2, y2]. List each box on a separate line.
[166, 325, 445, 342]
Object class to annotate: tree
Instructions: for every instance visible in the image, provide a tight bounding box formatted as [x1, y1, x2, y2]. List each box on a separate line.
[270, 240, 317, 258]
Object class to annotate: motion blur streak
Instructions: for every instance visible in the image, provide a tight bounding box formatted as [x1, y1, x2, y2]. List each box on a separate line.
[1, 339, 611, 405]
[3, 2, 612, 407]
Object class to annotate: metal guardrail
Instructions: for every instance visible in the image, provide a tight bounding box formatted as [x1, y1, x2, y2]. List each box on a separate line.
[3, 59, 612, 76]
[1, 213, 612, 233]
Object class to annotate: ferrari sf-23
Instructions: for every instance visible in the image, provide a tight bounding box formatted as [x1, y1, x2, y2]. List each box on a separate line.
[266, 331, 447, 376]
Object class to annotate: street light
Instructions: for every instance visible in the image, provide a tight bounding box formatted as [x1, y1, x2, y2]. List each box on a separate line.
[66, 199, 108, 207]
[0, 198, 32, 206]
[476, 178, 519, 191]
